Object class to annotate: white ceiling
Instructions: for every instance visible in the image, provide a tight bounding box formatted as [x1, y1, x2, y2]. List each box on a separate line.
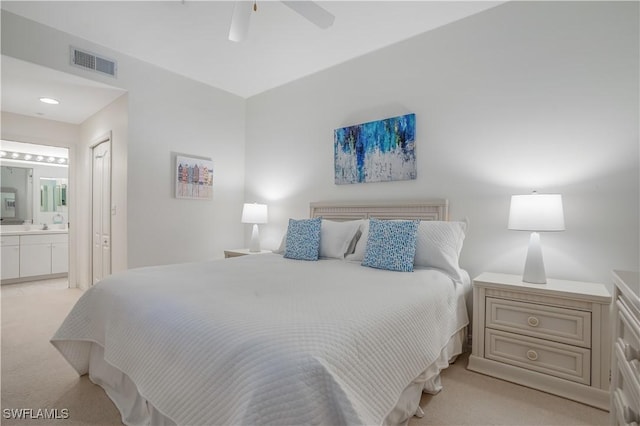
[1, 55, 127, 124]
[1, 1, 504, 123]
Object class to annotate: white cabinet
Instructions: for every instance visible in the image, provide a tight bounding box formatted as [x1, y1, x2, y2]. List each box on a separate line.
[1, 236, 20, 280]
[468, 272, 612, 410]
[20, 239, 52, 277]
[611, 270, 640, 426]
[16, 233, 68, 279]
[51, 242, 69, 274]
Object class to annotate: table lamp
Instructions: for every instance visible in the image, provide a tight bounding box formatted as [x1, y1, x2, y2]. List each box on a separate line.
[508, 193, 565, 284]
[241, 203, 268, 252]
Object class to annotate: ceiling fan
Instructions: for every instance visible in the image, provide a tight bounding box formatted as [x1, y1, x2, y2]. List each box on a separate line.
[228, 1, 335, 42]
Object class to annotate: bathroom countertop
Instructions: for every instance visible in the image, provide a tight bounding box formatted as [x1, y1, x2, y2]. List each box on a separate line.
[0, 229, 68, 236]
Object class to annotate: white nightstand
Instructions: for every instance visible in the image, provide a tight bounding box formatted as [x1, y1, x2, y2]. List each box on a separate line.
[467, 272, 612, 410]
[224, 248, 272, 259]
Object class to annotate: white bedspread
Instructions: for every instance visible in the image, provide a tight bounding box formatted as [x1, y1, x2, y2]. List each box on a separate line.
[52, 254, 468, 425]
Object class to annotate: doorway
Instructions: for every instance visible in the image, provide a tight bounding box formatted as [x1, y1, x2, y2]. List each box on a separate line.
[91, 137, 111, 285]
[0, 140, 70, 285]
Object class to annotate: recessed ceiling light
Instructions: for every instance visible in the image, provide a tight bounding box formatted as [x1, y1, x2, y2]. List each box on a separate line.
[11, 152, 20, 159]
[39, 97, 60, 105]
[24, 154, 33, 160]
[57, 158, 66, 164]
[47, 156, 55, 162]
[36, 156, 44, 161]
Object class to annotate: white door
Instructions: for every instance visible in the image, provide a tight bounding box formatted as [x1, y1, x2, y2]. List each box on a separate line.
[92, 140, 111, 285]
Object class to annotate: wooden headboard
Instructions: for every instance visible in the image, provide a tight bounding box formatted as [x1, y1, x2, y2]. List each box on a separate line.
[310, 200, 449, 221]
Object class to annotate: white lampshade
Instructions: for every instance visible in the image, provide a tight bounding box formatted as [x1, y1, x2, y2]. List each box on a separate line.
[508, 194, 565, 232]
[241, 203, 268, 224]
[508, 193, 565, 285]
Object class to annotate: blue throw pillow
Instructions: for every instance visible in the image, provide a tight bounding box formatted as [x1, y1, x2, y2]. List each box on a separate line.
[362, 218, 419, 272]
[284, 217, 322, 261]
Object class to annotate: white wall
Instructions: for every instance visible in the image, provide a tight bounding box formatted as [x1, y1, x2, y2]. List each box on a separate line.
[2, 11, 247, 273]
[1, 112, 80, 147]
[124, 70, 246, 267]
[245, 1, 639, 287]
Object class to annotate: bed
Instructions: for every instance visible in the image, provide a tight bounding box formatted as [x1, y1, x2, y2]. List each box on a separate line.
[52, 200, 470, 426]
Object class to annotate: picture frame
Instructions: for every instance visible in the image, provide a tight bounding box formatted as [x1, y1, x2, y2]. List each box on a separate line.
[334, 113, 416, 185]
[175, 155, 214, 200]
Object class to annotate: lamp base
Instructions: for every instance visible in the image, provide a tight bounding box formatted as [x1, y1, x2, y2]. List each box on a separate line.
[249, 224, 261, 252]
[522, 232, 547, 284]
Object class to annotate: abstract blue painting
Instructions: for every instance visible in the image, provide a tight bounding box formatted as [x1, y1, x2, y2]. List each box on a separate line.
[334, 113, 416, 185]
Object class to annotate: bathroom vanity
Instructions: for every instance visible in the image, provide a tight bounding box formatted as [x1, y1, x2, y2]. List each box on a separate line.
[0, 160, 69, 283]
[1, 229, 68, 283]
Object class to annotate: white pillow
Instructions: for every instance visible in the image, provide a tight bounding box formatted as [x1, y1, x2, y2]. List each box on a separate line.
[275, 219, 362, 259]
[414, 220, 466, 281]
[320, 219, 362, 259]
[347, 219, 467, 282]
[346, 220, 369, 262]
[274, 234, 286, 254]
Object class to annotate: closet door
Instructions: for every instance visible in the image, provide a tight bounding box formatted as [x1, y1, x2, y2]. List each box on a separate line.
[92, 139, 111, 285]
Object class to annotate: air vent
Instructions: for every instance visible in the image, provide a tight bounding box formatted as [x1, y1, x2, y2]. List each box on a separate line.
[70, 46, 117, 78]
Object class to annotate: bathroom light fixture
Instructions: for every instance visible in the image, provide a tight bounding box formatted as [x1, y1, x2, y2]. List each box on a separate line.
[0, 151, 68, 166]
[508, 192, 565, 284]
[241, 202, 268, 252]
[39, 97, 60, 105]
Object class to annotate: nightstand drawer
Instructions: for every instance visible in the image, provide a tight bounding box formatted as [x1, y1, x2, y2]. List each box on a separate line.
[485, 329, 591, 385]
[486, 297, 591, 348]
[614, 337, 640, 411]
[612, 389, 640, 426]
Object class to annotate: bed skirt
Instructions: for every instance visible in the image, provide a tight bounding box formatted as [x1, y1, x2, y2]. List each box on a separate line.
[86, 328, 466, 426]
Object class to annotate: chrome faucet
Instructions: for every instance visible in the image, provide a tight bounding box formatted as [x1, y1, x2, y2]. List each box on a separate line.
[41, 223, 48, 230]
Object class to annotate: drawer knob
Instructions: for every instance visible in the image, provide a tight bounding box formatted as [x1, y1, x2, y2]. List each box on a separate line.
[527, 316, 540, 327]
[526, 349, 539, 361]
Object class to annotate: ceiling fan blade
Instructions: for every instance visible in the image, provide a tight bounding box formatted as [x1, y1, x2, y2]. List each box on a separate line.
[228, 1, 253, 42]
[282, 1, 335, 29]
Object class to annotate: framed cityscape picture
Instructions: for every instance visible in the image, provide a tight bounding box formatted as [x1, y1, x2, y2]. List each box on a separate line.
[175, 155, 214, 200]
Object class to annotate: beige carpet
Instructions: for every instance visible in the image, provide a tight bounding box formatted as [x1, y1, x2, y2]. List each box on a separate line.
[2, 280, 608, 426]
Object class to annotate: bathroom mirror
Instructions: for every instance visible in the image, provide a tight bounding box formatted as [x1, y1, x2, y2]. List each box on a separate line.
[0, 166, 33, 225]
[40, 178, 67, 212]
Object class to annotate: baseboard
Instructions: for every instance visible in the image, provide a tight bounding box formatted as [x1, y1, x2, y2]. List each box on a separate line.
[1, 273, 68, 285]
